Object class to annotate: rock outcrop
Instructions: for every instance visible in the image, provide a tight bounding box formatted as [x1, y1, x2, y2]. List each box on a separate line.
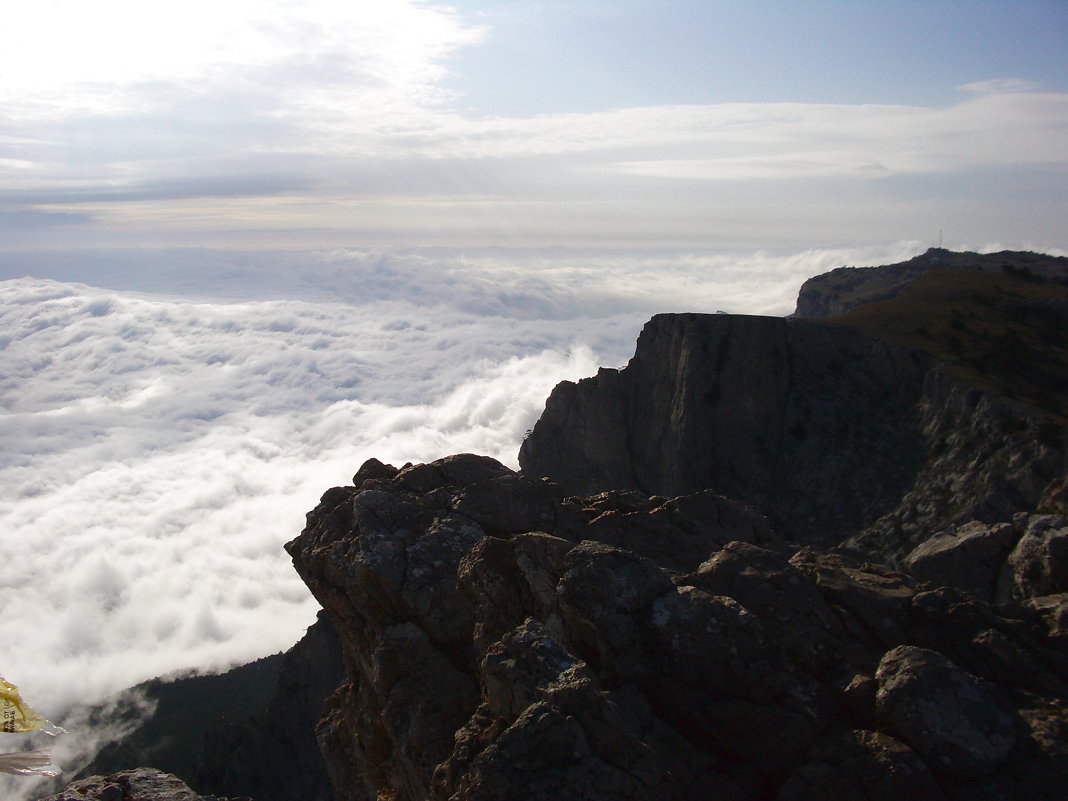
[286, 453, 1068, 801]
[519, 311, 1068, 568]
[793, 248, 1068, 319]
[39, 768, 239, 801]
[519, 313, 933, 549]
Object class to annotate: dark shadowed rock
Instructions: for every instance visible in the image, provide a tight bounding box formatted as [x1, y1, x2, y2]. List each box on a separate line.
[284, 453, 1068, 801]
[875, 645, 1016, 779]
[520, 313, 931, 549]
[352, 457, 399, 486]
[193, 612, 344, 801]
[778, 729, 946, 801]
[1003, 514, 1068, 600]
[521, 254, 1068, 565]
[904, 521, 1015, 601]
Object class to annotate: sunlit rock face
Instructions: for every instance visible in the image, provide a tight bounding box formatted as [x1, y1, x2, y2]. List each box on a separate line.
[286, 453, 1068, 801]
[792, 247, 1068, 319]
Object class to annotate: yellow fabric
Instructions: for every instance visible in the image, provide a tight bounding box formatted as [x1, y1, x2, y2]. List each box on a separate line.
[0, 677, 56, 735]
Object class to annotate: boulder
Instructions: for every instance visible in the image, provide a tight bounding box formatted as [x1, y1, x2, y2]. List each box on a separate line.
[1003, 514, 1068, 600]
[875, 645, 1016, 779]
[904, 521, 1015, 601]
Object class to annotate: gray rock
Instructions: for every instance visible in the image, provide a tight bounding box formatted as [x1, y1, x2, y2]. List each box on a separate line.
[286, 453, 1068, 801]
[904, 521, 1016, 600]
[39, 768, 238, 801]
[520, 312, 930, 548]
[1004, 514, 1068, 599]
[778, 729, 946, 801]
[1025, 593, 1068, 652]
[875, 646, 1016, 779]
[792, 248, 1068, 319]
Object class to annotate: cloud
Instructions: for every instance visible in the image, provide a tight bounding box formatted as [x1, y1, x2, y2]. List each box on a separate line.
[0, 209, 92, 230]
[19, 239, 1068, 797]
[0, 243, 930, 722]
[6, 88, 1065, 251]
[2, 0, 1065, 252]
[1, 0, 483, 119]
[958, 78, 1041, 95]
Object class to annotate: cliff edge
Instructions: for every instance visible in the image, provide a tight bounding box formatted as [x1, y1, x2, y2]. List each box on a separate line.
[286, 452, 1068, 801]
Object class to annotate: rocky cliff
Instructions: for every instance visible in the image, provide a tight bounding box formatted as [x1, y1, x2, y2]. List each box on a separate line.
[519, 313, 933, 550]
[286, 453, 1068, 801]
[521, 263, 1068, 575]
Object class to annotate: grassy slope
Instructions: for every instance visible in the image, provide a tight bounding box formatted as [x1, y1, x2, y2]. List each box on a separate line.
[825, 269, 1068, 424]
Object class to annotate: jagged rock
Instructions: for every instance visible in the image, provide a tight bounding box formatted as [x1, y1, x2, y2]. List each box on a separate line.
[1003, 514, 1068, 600]
[778, 729, 946, 801]
[875, 645, 1016, 779]
[904, 521, 1016, 601]
[39, 768, 239, 801]
[1025, 593, 1068, 653]
[286, 453, 1068, 801]
[521, 253, 1068, 564]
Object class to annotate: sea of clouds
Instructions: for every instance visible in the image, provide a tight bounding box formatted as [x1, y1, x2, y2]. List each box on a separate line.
[0, 242, 929, 794]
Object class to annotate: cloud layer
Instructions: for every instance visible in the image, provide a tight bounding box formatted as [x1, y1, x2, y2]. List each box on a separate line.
[1, 2, 1065, 250]
[0, 242, 921, 709]
[14, 239, 1068, 795]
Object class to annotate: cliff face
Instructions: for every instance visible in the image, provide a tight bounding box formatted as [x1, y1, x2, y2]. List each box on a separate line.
[286, 453, 1068, 801]
[193, 611, 344, 801]
[521, 293, 1068, 567]
[520, 313, 934, 550]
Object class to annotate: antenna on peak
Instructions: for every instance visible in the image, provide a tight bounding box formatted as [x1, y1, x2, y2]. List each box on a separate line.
[939, 229, 943, 248]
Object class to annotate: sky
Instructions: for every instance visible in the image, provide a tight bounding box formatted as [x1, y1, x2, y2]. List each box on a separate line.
[1, 0, 1066, 252]
[0, 1, 1066, 794]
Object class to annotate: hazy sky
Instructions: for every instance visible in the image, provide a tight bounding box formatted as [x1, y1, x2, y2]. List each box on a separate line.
[2, 0, 1066, 252]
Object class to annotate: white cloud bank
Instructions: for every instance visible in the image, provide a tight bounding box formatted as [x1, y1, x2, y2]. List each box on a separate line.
[0, 243, 920, 714]
[6, 239, 1065, 796]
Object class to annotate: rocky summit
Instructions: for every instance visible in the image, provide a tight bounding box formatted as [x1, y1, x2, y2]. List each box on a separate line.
[43, 250, 1068, 801]
[286, 451, 1067, 801]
